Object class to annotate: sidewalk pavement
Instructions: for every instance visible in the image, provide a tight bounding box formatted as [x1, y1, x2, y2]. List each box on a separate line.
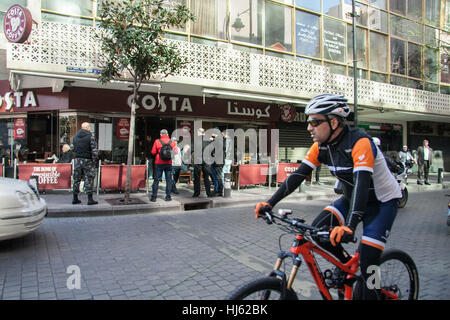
[42, 172, 450, 218]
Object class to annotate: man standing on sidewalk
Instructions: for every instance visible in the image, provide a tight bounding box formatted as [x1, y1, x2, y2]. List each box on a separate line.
[150, 129, 177, 202]
[72, 122, 99, 205]
[416, 139, 433, 185]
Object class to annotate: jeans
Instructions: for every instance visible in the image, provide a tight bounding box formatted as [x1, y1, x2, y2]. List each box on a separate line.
[152, 164, 173, 198]
[171, 166, 181, 192]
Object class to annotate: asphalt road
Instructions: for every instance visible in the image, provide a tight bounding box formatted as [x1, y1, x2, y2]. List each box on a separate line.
[0, 187, 449, 301]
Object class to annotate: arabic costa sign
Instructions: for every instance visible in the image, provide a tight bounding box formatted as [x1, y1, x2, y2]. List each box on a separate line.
[3, 5, 33, 43]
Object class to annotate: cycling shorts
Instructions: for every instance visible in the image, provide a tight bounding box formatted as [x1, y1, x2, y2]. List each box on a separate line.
[324, 196, 398, 250]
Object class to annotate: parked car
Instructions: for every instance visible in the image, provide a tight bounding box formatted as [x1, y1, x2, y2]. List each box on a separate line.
[0, 177, 47, 241]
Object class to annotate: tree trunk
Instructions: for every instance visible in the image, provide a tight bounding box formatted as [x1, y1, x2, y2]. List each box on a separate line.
[124, 89, 137, 202]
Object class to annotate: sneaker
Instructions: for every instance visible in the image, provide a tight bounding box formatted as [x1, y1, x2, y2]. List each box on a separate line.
[192, 193, 200, 198]
[172, 190, 179, 195]
[425, 182, 431, 185]
[165, 196, 172, 201]
[150, 197, 156, 202]
[417, 181, 423, 185]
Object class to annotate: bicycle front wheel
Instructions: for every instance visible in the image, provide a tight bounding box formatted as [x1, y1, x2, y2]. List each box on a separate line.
[379, 249, 419, 300]
[227, 277, 298, 300]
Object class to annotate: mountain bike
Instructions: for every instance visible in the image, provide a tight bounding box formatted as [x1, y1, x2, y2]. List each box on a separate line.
[227, 209, 419, 300]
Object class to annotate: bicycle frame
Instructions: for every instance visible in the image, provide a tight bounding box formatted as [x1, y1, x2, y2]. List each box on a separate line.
[271, 234, 360, 300]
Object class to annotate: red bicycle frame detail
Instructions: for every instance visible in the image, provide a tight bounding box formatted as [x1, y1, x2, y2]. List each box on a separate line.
[289, 235, 360, 300]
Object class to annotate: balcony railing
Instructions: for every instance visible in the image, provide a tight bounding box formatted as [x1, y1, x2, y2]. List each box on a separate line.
[7, 21, 450, 116]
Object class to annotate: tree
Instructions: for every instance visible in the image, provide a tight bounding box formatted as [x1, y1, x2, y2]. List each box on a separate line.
[96, 0, 195, 203]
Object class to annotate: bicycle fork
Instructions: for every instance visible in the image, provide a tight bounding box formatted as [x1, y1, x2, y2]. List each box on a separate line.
[269, 250, 302, 299]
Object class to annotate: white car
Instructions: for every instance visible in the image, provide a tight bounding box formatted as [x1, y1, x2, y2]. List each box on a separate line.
[0, 177, 47, 241]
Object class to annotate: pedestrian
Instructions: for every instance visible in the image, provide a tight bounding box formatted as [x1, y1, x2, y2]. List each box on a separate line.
[193, 128, 213, 198]
[416, 139, 433, 185]
[72, 122, 99, 205]
[150, 129, 177, 202]
[398, 145, 416, 184]
[55, 144, 73, 163]
[211, 131, 224, 197]
[171, 137, 182, 195]
[145, 135, 153, 179]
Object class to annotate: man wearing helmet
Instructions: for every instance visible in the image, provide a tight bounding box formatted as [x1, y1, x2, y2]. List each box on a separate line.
[255, 94, 402, 300]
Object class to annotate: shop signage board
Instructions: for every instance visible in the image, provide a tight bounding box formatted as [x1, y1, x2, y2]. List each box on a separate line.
[116, 118, 130, 139]
[3, 5, 33, 43]
[18, 164, 72, 190]
[276, 162, 301, 183]
[13, 118, 26, 139]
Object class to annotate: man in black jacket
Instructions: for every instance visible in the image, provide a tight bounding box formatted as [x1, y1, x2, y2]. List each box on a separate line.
[72, 122, 99, 205]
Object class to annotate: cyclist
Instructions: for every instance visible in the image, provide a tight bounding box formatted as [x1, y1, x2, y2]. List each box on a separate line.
[255, 94, 402, 300]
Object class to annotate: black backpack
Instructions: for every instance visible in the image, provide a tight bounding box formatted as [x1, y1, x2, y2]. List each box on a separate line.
[159, 139, 172, 161]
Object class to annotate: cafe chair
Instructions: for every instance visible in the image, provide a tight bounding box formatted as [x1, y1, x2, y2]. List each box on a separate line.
[179, 170, 192, 184]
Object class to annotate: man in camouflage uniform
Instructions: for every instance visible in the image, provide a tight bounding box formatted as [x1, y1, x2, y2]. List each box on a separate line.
[72, 122, 99, 205]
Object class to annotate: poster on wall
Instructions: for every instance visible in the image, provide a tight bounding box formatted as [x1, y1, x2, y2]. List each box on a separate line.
[116, 118, 130, 139]
[14, 118, 26, 139]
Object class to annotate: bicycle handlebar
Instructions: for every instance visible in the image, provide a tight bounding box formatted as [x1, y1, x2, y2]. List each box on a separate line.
[261, 210, 357, 244]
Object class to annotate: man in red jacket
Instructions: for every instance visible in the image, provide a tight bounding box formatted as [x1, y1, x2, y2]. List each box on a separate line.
[150, 129, 177, 202]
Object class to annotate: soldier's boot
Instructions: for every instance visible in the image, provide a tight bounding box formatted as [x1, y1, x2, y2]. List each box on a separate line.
[87, 193, 98, 205]
[72, 193, 81, 205]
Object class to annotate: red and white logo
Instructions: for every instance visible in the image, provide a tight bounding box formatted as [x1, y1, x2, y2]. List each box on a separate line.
[3, 5, 33, 43]
[280, 104, 297, 123]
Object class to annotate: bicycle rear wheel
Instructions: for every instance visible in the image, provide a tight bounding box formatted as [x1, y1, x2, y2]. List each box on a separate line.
[379, 249, 419, 300]
[227, 277, 298, 300]
[353, 248, 419, 300]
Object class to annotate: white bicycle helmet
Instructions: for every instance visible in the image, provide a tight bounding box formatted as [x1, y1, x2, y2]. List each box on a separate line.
[305, 94, 351, 118]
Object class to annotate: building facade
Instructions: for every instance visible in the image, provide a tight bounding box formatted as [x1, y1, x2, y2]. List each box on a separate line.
[1, 0, 450, 171]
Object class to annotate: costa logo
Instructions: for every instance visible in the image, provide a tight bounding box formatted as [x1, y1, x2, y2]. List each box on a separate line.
[3, 5, 33, 43]
[280, 104, 297, 123]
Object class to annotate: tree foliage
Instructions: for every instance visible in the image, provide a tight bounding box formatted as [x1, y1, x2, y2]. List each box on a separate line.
[97, 0, 195, 89]
[95, 0, 195, 202]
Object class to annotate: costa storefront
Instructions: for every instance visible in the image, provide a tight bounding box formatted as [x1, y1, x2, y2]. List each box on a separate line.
[0, 80, 280, 176]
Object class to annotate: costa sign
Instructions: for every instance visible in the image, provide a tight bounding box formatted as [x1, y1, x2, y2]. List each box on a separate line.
[0, 91, 38, 111]
[3, 5, 33, 43]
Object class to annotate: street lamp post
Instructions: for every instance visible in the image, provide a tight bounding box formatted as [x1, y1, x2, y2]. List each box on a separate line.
[352, 0, 358, 128]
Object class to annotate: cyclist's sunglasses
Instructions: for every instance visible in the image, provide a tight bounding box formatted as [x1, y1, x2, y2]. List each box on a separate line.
[307, 119, 328, 127]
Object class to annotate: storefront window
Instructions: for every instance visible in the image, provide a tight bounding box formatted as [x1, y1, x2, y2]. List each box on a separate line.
[391, 38, 406, 75]
[323, 0, 343, 19]
[408, 42, 422, 78]
[42, 13, 92, 25]
[325, 62, 347, 75]
[425, 0, 440, 27]
[191, 0, 226, 39]
[425, 82, 439, 92]
[390, 75, 407, 86]
[370, 0, 386, 9]
[348, 67, 368, 79]
[295, 10, 320, 58]
[425, 26, 439, 48]
[370, 72, 387, 83]
[0, 119, 15, 170]
[389, 0, 406, 16]
[408, 79, 423, 90]
[407, 0, 422, 21]
[424, 47, 439, 82]
[368, 7, 388, 33]
[370, 31, 387, 72]
[344, 1, 368, 26]
[323, 17, 346, 63]
[441, 85, 450, 94]
[442, 48, 450, 84]
[230, 0, 263, 46]
[390, 14, 421, 42]
[42, 0, 93, 17]
[265, 1, 292, 52]
[295, 0, 320, 12]
[347, 26, 367, 68]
